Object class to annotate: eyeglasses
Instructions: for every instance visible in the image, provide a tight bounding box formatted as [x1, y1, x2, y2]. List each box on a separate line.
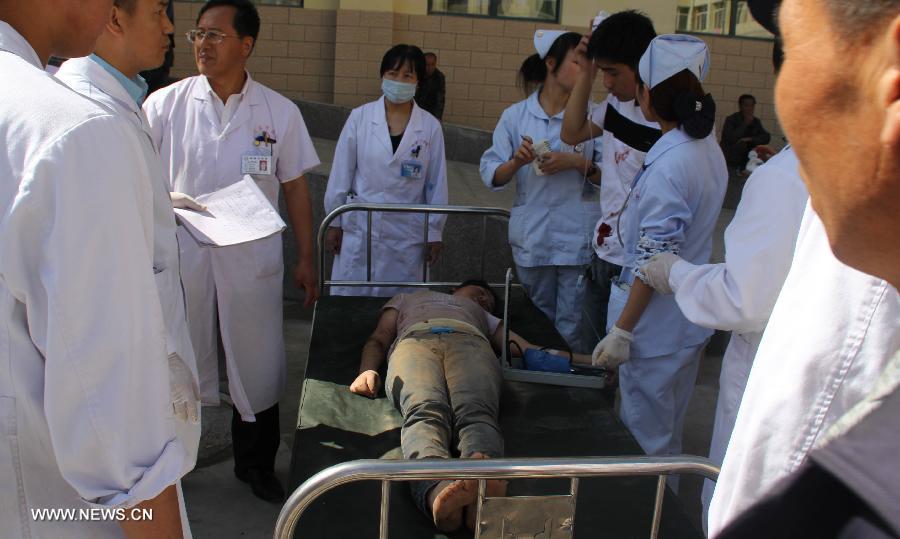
[185, 29, 238, 44]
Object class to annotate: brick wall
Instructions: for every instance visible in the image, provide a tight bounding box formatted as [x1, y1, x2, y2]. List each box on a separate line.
[703, 35, 783, 144]
[172, 3, 336, 103]
[170, 3, 782, 141]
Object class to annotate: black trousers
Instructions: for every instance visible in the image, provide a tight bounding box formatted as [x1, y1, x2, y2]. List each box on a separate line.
[232, 403, 280, 475]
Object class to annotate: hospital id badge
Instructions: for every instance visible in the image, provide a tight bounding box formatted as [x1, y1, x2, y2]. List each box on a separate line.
[400, 159, 424, 179]
[242, 154, 272, 175]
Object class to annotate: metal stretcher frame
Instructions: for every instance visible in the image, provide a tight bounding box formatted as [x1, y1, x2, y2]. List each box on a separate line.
[317, 203, 513, 294]
[274, 456, 720, 539]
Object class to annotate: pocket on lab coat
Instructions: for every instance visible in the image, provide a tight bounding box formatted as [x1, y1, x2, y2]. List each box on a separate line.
[509, 205, 550, 257]
[0, 396, 27, 534]
[251, 234, 284, 278]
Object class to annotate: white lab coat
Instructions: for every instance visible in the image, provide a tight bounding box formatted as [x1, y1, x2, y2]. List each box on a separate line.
[708, 204, 900, 536]
[56, 56, 201, 470]
[324, 97, 448, 297]
[143, 74, 320, 419]
[665, 147, 808, 524]
[1, 23, 190, 538]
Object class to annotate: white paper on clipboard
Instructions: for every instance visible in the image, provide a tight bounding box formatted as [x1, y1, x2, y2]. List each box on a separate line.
[173, 175, 286, 247]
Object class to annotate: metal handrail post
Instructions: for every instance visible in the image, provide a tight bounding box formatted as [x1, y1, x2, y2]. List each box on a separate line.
[650, 474, 667, 539]
[378, 480, 390, 539]
[422, 210, 429, 283]
[366, 210, 372, 283]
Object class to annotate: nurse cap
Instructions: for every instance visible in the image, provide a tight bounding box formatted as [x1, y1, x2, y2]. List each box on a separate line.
[534, 29, 566, 59]
[591, 10, 610, 32]
[638, 34, 710, 89]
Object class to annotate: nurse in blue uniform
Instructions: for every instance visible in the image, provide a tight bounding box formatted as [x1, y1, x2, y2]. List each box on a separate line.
[592, 35, 727, 458]
[480, 30, 603, 353]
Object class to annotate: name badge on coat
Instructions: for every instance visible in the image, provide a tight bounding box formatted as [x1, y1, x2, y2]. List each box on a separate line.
[243, 131, 275, 175]
[400, 159, 424, 179]
[242, 153, 272, 175]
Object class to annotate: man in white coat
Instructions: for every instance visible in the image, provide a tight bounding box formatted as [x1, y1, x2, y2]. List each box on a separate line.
[55, 0, 202, 513]
[1, 0, 193, 537]
[708, 0, 900, 535]
[143, 0, 320, 502]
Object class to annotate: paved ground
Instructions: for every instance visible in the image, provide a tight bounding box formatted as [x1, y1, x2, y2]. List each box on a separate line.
[182, 139, 738, 537]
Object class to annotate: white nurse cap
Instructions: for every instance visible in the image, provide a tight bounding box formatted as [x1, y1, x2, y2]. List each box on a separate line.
[534, 29, 566, 59]
[638, 34, 710, 89]
[591, 10, 610, 32]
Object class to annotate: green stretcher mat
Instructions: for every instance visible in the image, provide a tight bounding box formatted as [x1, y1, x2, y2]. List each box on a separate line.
[289, 293, 703, 538]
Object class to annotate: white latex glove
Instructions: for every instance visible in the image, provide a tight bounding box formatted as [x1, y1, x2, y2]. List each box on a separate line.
[170, 191, 207, 211]
[591, 325, 633, 369]
[168, 353, 200, 424]
[640, 252, 682, 295]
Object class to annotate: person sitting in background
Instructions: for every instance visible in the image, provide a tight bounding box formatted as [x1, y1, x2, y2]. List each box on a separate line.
[415, 51, 445, 120]
[720, 94, 771, 172]
[349, 280, 590, 532]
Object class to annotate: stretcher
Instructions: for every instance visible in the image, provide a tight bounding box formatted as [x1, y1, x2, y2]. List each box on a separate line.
[282, 204, 713, 538]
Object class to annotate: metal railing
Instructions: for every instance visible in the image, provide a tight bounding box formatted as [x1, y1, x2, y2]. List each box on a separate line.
[274, 456, 719, 539]
[317, 203, 512, 295]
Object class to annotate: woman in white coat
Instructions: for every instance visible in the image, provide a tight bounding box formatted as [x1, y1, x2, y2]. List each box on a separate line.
[324, 44, 449, 297]
[592, 35, 727, 463]
[480, 30, 602, 353]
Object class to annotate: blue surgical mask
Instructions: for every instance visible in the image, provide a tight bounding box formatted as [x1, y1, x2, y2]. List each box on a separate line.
[382, 78, 417, 104]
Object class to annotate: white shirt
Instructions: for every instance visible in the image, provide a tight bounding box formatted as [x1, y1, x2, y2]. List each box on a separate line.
[207, 75, 247, 127]
[669, 147, 809, 333]
[0, 23, 188, 538]
[708, 204, 900, 536]
[589, 94, 660, 266]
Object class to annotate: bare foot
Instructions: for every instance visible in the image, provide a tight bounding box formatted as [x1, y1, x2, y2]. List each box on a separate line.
[431, 479, 477, 532]
[464, 453, 508, 531]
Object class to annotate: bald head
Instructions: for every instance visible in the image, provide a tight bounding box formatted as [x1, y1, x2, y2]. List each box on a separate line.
[0, 0, 115, 63]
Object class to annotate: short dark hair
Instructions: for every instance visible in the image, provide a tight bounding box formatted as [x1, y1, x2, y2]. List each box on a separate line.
[114, 0, 137, 13]
[424, 52, 437, 60]
[587, 10, 657, 70]
[517, 32, 581, 95]
[823, 1, 900, 38]
[738, 94, 756, 106]
[380, 44, 427, 84]
[197, 0, 260, 42]
[456, 279, 499, 311]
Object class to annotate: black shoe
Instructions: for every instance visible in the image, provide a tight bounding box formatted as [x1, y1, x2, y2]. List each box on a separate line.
[235, 468, 285, 503]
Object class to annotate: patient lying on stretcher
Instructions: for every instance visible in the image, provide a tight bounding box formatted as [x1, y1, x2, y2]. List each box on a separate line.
[349, 280, 590, 531]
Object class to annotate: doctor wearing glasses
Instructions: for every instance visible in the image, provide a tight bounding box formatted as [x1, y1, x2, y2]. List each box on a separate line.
[324, 44, 449, 297]
[143, 0, 320, 503]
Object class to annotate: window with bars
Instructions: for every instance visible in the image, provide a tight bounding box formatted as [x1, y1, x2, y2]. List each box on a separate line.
[677, 7, 690, 31]
[675, 1, 771, 39]
[712, 2, 727, 31]
[428, 0, 559, 22]
[692, 5, 708, 31]
[183, 0, 303, 5]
